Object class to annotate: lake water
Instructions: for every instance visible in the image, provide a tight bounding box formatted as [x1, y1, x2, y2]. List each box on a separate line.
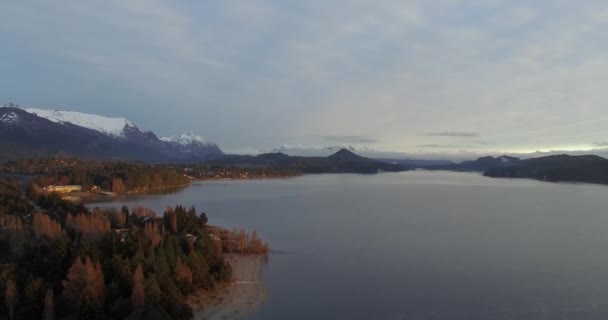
[92, 171, 608, 320]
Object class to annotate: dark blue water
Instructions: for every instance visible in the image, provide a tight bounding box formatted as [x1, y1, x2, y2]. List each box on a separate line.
[93, 171, 608, 320]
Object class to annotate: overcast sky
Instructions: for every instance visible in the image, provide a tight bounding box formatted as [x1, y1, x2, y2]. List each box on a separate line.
[1, 1, 608, 157]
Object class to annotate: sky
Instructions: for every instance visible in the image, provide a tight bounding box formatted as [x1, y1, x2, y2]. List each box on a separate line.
[1, 1, 608, 159]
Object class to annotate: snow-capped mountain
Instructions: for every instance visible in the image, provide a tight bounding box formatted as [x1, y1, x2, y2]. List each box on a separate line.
[160, 132, 214, 147]
[23, 107, 137, 138]
[160, 132, 223, 158]
[0, 103, 224, 162]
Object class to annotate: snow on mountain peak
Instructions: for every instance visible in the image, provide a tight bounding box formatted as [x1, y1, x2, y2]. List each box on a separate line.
[160, 132, 214, 146]
[23, 107, 136, 137]
[0, 111, 20, 124]
[1, 103, 20, 109]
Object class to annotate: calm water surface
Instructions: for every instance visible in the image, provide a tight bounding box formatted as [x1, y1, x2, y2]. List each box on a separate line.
[92, 171, 608, 320]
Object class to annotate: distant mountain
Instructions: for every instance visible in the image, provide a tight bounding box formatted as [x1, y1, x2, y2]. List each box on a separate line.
[327, 148, 362, 161]
[417, 155, 522, 171]
[458, 155, 522, 171]
[160, 132, 224, 159]
[211, 148, 411, 174]
[484, 154, 608, 185]
[0, 103, 223, 162]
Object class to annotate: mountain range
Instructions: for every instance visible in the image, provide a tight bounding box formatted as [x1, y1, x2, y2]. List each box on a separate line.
[4, 103, 608, 183]
[0, 103, 223, 162]
[416, 155, 522, 171]
[484, 154, 608, 185]
[210, 148, 411, 174]
[417, 153, 608, 186]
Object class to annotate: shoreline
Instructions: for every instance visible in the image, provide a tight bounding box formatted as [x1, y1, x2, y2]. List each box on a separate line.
[190, 254, 267, 320]
[79, 175, 301, 204]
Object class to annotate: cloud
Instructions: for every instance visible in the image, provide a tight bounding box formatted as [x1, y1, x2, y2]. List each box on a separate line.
[2, 1, 608, 157]
[421, 132, 480, 138]
[318, 135, 379, 144]
[418, 144, 473, 149]
[592, 141, 608, 148]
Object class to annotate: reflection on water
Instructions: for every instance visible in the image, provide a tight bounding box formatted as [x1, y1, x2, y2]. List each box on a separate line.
[93, 171, 608, 320]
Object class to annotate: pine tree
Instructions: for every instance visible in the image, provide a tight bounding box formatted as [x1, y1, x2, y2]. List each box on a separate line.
[174, 257, 193, 292]
[144, 275, 162, 305]
[187, 251, 209, 288]
[165, 207, 178, 233]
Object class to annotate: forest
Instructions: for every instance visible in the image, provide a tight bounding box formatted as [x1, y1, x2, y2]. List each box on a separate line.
[2, 157, 300, 195]
[17, 158, 190, 193]
[0, 178, 268, 319]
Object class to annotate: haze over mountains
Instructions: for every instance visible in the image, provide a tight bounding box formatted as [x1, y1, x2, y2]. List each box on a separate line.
[0, 103, 223, 162]
[211, 148, 410, 174]
[4, 102, 608, 184]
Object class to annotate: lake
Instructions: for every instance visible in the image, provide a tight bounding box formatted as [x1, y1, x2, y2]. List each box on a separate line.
[91, 171, 608, 320]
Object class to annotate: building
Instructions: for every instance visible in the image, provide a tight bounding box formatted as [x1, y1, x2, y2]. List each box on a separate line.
[43, 185, 82, 193]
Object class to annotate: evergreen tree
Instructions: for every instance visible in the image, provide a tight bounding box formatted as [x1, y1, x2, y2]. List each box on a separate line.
[144, 275, 162, 306]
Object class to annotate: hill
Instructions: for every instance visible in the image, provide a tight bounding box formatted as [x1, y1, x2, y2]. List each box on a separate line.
[210, 149, 411, 174]
[484, 154, 608, 185]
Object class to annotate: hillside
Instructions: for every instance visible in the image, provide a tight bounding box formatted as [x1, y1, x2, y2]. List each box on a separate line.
[484, 154, 608, 185]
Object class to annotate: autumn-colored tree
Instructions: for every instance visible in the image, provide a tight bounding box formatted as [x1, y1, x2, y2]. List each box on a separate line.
[131, 264, 145, 309]
[63, 256, 85, 300]
[237, 229, 247, 253]
[85, 257, 105, 302]
[32, 212, 63, 239]
[5, 279, 16, 320]
[43, 289, 54, 320]
[62, 256, 105, 306]
[65, 211, 111, 239]
[3, 215, 23, 233]
[111, 176, 125, 193]
[132, 206, 156, 220]
[174, 257, 193, 289]
[143, 221, 163, 248]
[248, 230, 269, 254]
